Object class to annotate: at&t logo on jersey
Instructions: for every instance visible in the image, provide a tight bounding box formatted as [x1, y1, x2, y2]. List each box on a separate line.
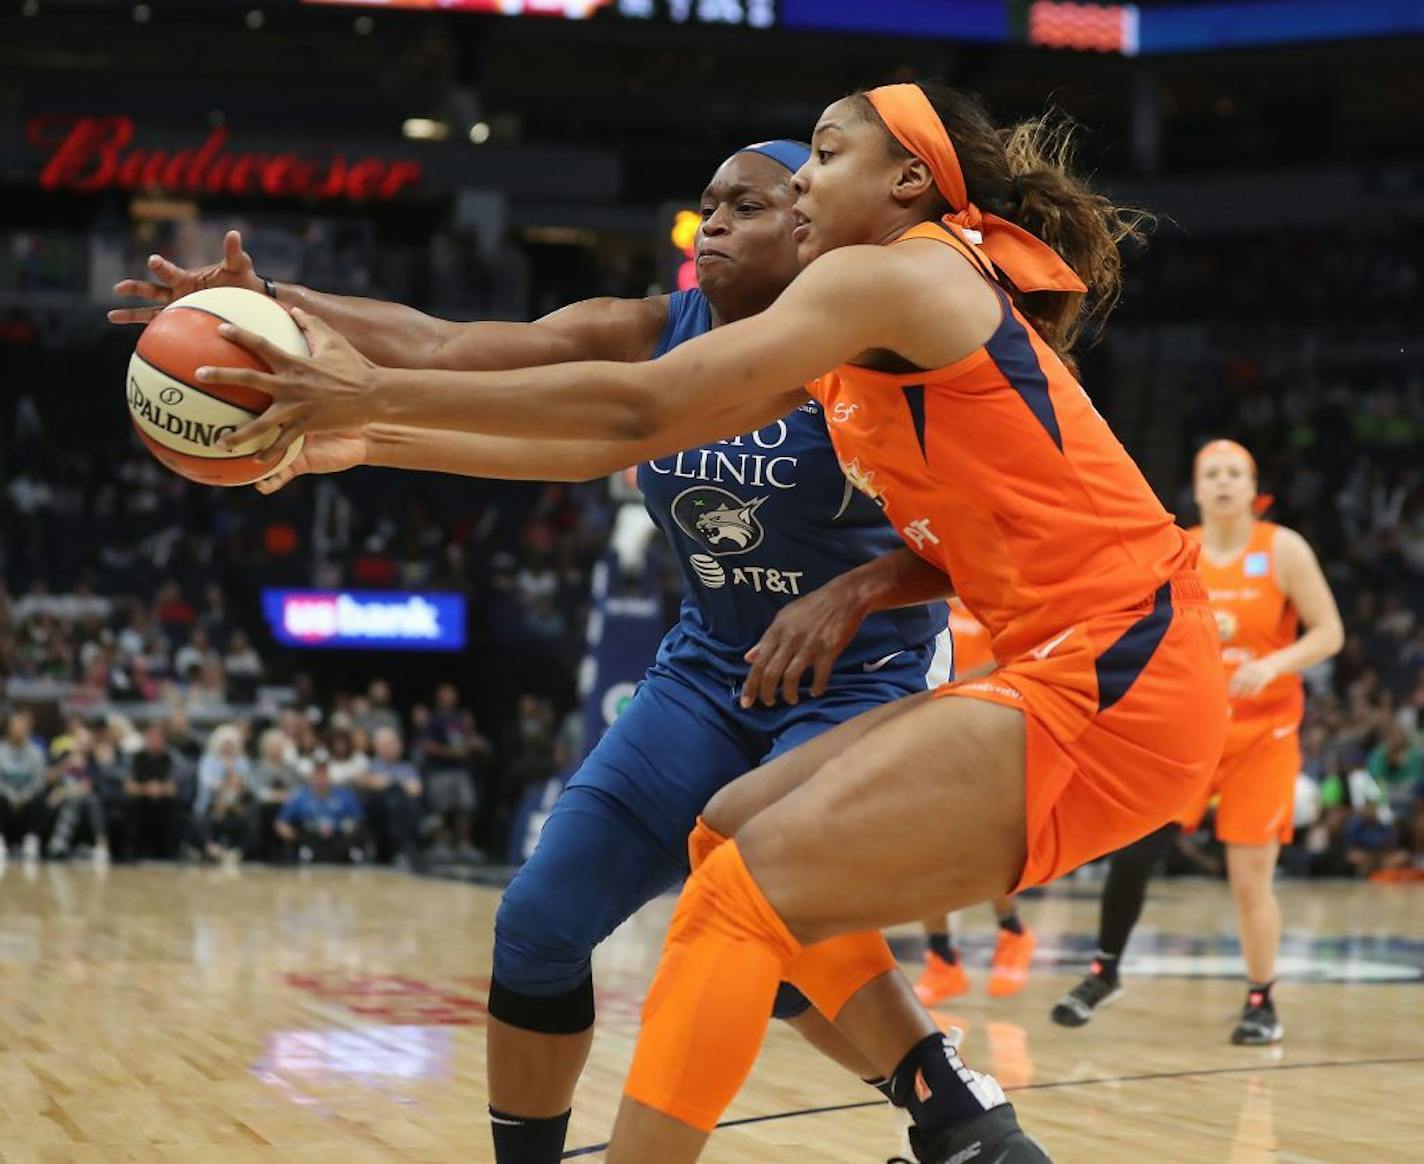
[670, 485, 804, 596]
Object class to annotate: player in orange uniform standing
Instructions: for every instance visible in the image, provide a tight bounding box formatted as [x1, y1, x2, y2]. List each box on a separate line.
[204, 81, 1230, 1162]
[915, 598, 1036, 1004]
[1052, 439, 1342, 1045]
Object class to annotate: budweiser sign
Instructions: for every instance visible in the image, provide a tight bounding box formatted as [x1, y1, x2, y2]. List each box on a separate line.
[27, 114, 423, 201]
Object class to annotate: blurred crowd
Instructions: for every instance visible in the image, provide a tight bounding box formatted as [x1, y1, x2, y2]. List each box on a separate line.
[0, 678, 575, 868]
[3, 220, 1423, 876]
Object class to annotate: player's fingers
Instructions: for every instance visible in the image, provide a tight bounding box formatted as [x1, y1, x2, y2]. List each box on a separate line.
[253, 464, 296, 494]
[214, 398, 296, 453]
[810, 653, 835, 698]
[195, 364, 273, 393]
[225, 411, 301, 462]
[107, 307, 161, 325]
[289, 306, 333, 353]
[215, 322, 297, 370]
[114, 279, 170, 304]
[740, 637, 776, 707]
[223, 230, 249, 271]
[255, 448, 307, 490]
[756, 643, 796, 707]
[252, 413, 309, 464]
[147, 253, 185, 285]
[781, 653, 814, 707]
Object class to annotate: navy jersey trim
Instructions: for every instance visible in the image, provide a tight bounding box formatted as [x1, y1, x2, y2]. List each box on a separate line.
[902, 384, 928, 458]
[983, 290, 1064, 453]
[1095, 582, 1173, 713]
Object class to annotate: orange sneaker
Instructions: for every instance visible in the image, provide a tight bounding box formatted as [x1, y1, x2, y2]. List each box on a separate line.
[986, 927, 1036, 998]
[913, 951, 970, 1006]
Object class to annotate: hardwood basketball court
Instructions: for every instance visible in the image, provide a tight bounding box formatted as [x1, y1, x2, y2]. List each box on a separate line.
[1, 863, 1419, 1162]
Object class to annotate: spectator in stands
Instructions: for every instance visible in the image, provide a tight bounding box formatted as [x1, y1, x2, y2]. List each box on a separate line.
[197, 583, 229, 643]
[153, 580, 195, 634]
[274, 754, 366, 864]
[44, 737, 109, 862]
[187, 660, 228, 711]
[503, 693, 559, 793]
[204, 768, 256, 863]
[1342, 801, 1406, 876]
[91, 723, 133, 860]
[223, 630, 263, 702]
[164, 710, 202, 765]
[291, 717, 322, 778]
[197, 724, 251, 818]
[0, 710, 47, 860]
[363, 726, 423, 865]
[326, 728, 369, 787]
[126, 724, 181, 860]
[417, 683, 486, 857]
[252, 726, 298, 861]
[356, 678, 402, 737]
[174, 626, 217, 683]
[1368, 720, 1423, 819]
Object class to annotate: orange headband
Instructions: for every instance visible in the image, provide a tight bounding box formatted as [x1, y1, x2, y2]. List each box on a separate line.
[1195, 439, 1273, 516]
[865, 84, 1087, 295]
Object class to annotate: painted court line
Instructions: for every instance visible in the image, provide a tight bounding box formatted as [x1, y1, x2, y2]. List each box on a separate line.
[561, 1054, 1424, 1157]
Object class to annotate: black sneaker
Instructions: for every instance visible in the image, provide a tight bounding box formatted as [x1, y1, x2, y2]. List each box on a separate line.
[1049, 974, 1122, 1028]
[891, 1104, 1051, 1163]
[1231, 1001, 1283, 1045]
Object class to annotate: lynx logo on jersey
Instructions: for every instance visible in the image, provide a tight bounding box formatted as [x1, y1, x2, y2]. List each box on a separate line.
[673, 487, 767, 554]
[670, 486, 804, 595]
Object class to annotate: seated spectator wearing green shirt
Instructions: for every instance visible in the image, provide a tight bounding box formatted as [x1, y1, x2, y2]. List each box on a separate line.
[1367, 722, 1424, 810]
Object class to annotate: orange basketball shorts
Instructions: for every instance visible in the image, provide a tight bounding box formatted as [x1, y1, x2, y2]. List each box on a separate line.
[1175, 717, 1301, 845]
[936, 573, 1228, 891]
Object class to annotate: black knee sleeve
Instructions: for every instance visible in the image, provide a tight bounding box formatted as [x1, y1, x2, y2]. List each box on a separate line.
[488, 973, 595, 1035]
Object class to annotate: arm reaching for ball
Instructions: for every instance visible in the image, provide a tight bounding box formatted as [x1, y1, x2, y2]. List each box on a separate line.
[199, 246, 918, 465]
[114, 230, 684, 491]
[241, 315, 803, 493]
[111, 230, 667, 370]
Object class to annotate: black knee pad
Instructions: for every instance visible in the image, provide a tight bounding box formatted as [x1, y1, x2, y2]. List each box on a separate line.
[771, 981, 813, 1021]
[488, 974, 595, 1035]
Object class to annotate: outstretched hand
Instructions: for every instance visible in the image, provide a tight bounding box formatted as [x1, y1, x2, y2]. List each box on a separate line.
[109, 230, 265, 325]
[198, 308, 381, 465]
[254, 430, 370, 495]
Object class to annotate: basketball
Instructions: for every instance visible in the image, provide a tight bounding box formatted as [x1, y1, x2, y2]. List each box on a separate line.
[126, 286, 307, 486]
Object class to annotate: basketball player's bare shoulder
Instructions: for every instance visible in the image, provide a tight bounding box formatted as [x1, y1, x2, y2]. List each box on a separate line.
[529, 293, 674, 364]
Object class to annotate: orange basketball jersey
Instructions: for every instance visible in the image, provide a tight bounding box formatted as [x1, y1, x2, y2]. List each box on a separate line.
[948, 596, 994, 674]
[810, 222, 1198, 662]
[1192, 520, 1304, 736]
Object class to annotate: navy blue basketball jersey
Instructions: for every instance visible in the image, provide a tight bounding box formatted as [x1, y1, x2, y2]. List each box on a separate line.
[636, 288, 947, 680]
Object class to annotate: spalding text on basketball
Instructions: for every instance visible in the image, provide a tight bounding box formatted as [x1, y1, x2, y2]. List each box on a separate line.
[127, 377, 239, 449]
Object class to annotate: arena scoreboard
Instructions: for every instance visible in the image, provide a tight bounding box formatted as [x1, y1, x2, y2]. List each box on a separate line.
[302, 0, 775, 23]
[303, 0, 1424, 52]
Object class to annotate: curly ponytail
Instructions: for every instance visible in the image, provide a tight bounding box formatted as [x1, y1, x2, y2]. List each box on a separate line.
[999, 111, 1151, 359]
[863, 81, 1152, 366]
